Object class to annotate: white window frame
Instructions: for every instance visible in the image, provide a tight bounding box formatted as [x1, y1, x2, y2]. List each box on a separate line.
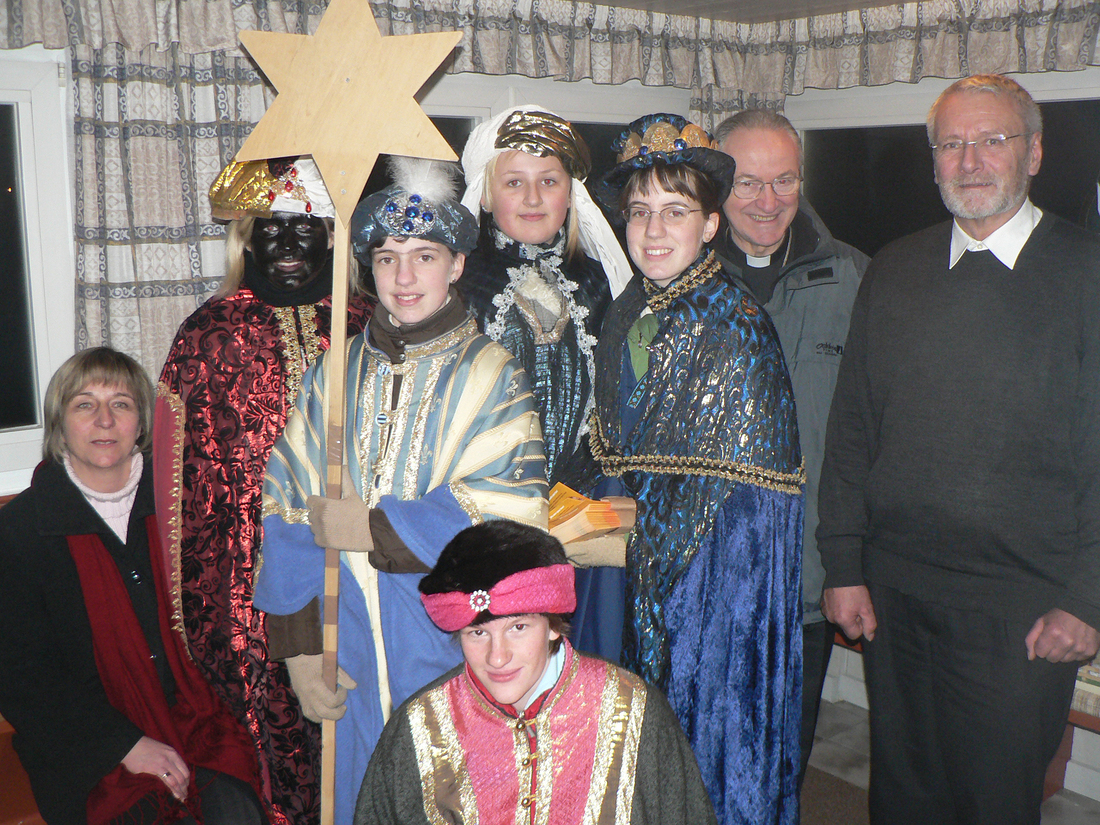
[419, 72, 690, 129]
[0, 46, 76, 495]
[784, 67, 1100, 129]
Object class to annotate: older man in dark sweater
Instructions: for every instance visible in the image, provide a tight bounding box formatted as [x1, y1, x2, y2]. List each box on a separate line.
[818, 74, 1100, 825]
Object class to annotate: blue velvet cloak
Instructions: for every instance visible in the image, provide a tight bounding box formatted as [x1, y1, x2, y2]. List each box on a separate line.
[591, 252, 804, 825]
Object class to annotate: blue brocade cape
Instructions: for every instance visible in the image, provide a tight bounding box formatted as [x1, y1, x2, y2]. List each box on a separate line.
[461, 222, 611, 486]
[592, 252, 805, 825]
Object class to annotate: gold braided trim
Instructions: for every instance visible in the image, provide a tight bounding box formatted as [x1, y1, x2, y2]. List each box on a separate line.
[261, 496, 312, 525]
[449, 482, 483, 525]
[273, 304, 324, 409]
[590, 415, 804, 495]
[405, 316, 481, 359]
[414, 690, 480, 825]
[154, 383, 193, 660]
[642, 251, 721, 312]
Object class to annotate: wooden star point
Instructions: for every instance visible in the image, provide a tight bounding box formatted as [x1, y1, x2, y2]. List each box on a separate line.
[236, 0, 461, 224]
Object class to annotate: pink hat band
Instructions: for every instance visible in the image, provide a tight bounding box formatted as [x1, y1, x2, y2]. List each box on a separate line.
[421, 564, 577, 632]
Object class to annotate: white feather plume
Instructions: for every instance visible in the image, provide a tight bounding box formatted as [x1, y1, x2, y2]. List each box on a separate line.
[387, 156, 460, 204]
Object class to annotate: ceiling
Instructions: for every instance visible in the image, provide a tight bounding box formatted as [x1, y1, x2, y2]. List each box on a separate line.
[603, 0, 891, 25]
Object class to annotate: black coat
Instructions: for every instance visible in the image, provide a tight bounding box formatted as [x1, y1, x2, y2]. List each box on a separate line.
[0, 458, 163, 825]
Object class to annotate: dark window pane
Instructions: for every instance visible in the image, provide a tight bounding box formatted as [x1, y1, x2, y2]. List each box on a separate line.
[803, 99, 1100, 257]
[0, 103, 37, 429]
[803, 124, 948, 257]
[361, 116, 476, 198]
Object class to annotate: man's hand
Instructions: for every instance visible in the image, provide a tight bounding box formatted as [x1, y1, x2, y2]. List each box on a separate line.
[285, 653, 358, 722]
[1024, 608, 1100, 663]
[822, 585, 877, 642]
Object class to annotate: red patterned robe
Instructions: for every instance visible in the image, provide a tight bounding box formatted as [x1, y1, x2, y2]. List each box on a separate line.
[158, 287, 372, 825]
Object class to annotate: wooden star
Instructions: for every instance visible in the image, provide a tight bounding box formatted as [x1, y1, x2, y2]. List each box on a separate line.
[235, 0, 462, 224]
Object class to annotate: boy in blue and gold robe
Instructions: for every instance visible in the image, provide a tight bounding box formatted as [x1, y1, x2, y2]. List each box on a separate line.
[254, 159, 547, 825]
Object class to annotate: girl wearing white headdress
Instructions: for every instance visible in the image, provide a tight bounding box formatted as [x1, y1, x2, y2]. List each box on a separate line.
[460, 106, 632, 490]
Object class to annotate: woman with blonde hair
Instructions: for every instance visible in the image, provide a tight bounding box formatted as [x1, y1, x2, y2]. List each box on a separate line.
[460, 107, 635, 659]
[459, 106, 631, 488]
[0, 347, 264, 825]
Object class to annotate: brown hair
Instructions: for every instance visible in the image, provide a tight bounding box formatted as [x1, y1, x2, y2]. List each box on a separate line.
[620, 162, 723, 216]
[42, 347, 154, 463]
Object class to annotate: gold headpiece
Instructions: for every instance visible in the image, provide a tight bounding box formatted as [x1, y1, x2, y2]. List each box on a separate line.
[614, 117, 713, 163]
[208, 156, 335, 221]
[494, 110, 591, 180]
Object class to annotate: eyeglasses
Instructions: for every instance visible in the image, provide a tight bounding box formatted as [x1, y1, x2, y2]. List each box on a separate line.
[622, 206, 704, 226]
[930, 133, 1029, 156]
[731, 176, 801, 200]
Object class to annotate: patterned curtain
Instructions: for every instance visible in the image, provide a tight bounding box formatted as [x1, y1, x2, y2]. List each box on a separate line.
[69, 44, 267, 375]
[2, 0, 1098, 368]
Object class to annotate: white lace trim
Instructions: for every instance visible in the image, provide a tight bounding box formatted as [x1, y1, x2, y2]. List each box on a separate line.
[484, 239, 597, 444]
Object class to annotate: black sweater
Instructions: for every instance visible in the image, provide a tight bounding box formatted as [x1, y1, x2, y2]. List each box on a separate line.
[818, 214, 1100, 629]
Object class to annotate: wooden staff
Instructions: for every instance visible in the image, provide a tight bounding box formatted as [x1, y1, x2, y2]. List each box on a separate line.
[319, 218, 351, 825]
[231, 5, 462, 820]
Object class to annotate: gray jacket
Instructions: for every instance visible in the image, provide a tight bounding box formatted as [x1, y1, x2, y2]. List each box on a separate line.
[715, 198, 868, 624]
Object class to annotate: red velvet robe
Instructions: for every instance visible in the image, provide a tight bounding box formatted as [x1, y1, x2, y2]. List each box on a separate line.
[158, 287, 372, 825]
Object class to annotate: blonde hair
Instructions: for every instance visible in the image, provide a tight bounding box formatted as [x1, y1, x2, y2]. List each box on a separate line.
[215, 216, 255, 298]
[42, 347, 154, 464]
[481, 152, 581, 259]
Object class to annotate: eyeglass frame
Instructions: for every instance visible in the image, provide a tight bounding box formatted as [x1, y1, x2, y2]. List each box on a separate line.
[621, 205, 705, 226]
[929, 133, 1030, 156]
[729, 176, 802, 200]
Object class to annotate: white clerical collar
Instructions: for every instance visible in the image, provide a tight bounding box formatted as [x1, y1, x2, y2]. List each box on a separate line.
[949, 199, 1042, 270]
[746, 253, 771, 268]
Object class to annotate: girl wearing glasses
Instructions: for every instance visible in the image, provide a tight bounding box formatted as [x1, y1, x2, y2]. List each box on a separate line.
[592, 114, 805, 825]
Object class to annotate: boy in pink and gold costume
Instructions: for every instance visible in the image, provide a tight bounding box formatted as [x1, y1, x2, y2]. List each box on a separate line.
[355, 520, 716, 825]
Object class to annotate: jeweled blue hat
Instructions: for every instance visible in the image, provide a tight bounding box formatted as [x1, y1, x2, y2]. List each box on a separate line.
[595, 113, 737, 214]
[351, 157, 479, 263]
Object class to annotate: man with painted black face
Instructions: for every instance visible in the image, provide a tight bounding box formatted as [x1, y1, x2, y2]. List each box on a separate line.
[711, 109, 868, 789]
[818, 75, 1100, 825]
[158, 156, 372, 825]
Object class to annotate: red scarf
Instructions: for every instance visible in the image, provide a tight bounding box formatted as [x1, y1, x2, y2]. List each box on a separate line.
[67, 515, 260, 824]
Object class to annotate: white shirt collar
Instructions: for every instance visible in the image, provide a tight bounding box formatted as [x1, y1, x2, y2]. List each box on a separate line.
[949, 199, 1042, 270]
[518, 643, 566, 711]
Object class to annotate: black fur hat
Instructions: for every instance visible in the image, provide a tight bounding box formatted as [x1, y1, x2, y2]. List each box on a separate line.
[419, 521, 567, 598]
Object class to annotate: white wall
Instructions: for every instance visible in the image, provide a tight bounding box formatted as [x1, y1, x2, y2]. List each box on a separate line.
[419, 70, 690, 124]
[784, 67, 1100, 129]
